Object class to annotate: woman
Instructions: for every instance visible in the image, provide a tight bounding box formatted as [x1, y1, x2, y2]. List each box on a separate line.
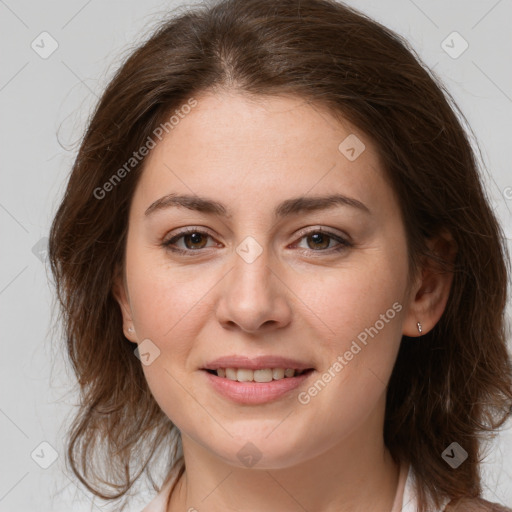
[48, 0, 512, 510]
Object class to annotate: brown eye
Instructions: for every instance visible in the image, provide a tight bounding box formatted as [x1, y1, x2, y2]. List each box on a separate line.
[162, 229, 217, 254]
[306, 232, 331, 250]
[182, 232, 208, 250]
[293, 229, 352, 254]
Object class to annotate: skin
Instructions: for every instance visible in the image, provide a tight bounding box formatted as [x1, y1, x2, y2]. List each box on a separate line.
[115, 91, 454, 512]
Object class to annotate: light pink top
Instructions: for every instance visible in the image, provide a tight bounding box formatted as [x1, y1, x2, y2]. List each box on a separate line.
[142, 462, 449, 512]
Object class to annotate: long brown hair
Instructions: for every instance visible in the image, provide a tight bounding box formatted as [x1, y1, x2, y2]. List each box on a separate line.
[48, 0, 512, 510]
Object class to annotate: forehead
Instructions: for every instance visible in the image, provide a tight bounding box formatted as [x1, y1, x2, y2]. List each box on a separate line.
[149, 91, 363, 161]
[132, 91, 394, 220]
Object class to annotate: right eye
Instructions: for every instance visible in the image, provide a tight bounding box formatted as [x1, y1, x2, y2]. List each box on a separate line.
[162, 228, 220, 255]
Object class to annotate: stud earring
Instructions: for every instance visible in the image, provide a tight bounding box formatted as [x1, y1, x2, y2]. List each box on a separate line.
[128, 326, 134, 333]
[417, 322, 422, 335]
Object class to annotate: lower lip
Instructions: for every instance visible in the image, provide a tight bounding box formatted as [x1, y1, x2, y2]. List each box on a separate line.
[202, 370, 314, 404]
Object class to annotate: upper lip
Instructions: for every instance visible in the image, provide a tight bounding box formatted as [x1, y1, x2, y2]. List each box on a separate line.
[203, 355, 314, 371]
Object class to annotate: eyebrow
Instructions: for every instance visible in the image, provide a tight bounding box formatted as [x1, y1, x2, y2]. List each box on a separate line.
[144, 192, 370, 218]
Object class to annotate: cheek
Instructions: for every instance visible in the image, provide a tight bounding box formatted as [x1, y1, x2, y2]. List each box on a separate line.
[125, 244, 213, 340]
[299, 253, 407, 341]
[123, 250, 213, 429]
[293, 248, 408, 401]
[290, 266, 406, 444]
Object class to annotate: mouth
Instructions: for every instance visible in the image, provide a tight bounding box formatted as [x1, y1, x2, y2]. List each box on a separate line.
[201, 363, 316, 404]
[201, 355, 316, 403]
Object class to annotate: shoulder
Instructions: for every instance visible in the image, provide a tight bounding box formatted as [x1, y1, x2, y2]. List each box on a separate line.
[444, 497, 512, 512]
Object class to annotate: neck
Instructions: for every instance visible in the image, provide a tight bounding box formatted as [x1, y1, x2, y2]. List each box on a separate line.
[168, 411, 400, 511]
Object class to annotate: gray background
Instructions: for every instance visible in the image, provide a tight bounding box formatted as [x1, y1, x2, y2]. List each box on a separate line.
[1, 0, 511, 510]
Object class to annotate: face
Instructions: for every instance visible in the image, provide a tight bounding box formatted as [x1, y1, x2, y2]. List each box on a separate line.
[116, 91, 419, 469]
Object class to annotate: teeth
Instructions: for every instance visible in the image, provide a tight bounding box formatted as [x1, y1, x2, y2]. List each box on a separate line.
[216, 368, 305, 381]
[225, 368, 237, 380]
[254, 369, 273, 382]
[273, 368, 285, 380]
[236, 369, 253, 382]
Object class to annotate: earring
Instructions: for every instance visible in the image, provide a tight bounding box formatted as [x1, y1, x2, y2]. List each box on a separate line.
[128, 326, 134, 333]
[416, 322, 422, 335]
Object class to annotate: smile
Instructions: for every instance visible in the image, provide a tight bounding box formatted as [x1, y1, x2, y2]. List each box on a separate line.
[202, 368, 315, 404]
[206, 367, 310, 381]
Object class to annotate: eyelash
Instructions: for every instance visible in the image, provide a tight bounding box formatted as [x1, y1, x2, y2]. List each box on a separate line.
[161, 227, 352, 256]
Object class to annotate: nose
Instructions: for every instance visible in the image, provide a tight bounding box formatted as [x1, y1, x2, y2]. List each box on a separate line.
[215, 245, 293, 334]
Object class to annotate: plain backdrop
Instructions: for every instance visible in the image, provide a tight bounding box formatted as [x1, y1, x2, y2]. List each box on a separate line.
[1, 0, 511, 510]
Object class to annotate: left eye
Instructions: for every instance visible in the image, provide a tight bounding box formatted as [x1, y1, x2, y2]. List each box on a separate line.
[162, 229, 350, 255]
[293, 231, 349, 252]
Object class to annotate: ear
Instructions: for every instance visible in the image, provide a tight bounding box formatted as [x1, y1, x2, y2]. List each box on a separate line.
[402, 230, 457, 337]
[112, 266, 138, 344]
